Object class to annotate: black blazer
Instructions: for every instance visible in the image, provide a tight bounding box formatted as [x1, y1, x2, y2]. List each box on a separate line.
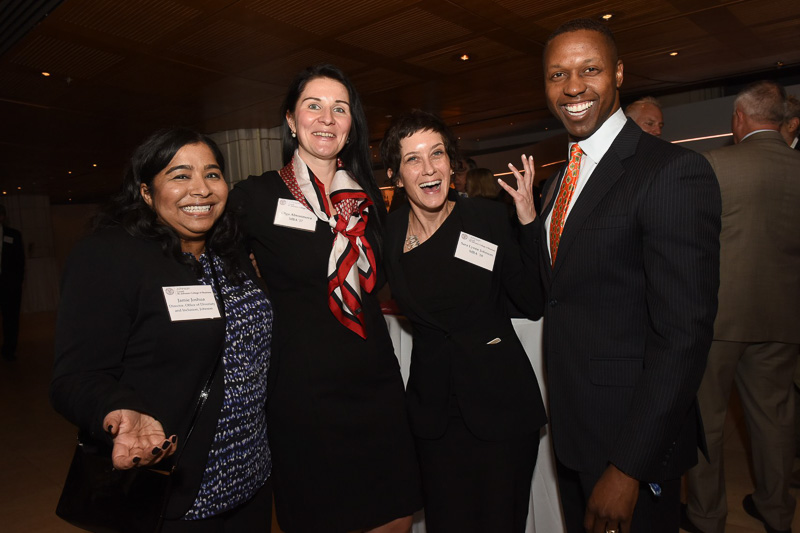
[537, 119, 720, 482]
[385, 196, 547, 441]
[0, 225, 25, 285]
[50, 226, 260, 517]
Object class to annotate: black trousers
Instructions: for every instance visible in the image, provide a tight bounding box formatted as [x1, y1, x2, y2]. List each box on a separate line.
[416, 415, 540, 533]
[162, 479, 272, 533]
[556, 460, 680, 533]
[0, 280, 22, 357]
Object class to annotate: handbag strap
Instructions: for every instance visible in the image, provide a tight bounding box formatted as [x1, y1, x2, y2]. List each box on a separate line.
[170, 254, 227, 470]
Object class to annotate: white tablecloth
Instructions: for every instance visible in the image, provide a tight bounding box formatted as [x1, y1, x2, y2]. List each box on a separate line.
[383, 315, 565, 533]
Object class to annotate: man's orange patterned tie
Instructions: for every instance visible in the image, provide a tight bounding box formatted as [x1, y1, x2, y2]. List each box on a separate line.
[549, 143, 583, 266]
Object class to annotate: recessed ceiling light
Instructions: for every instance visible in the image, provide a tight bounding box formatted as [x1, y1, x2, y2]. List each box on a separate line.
[42, 72, 50, 77]
[92, 163, 97, 167]
[68, 171, 72, 174]
[17, 186, 21, 190]
[669, 51, 679, 56]
[601, 13, 614, 21]
[459, 54, 470, 61]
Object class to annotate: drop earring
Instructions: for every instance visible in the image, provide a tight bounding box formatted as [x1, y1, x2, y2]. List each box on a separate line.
[291, 131, 296, 138]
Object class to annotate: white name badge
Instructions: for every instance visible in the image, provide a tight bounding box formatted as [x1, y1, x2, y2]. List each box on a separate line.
[274, 198, 317, 232]
[162, 285, 221, 321]
[3, 236, 13, 244]
[454, 231, 498, 271]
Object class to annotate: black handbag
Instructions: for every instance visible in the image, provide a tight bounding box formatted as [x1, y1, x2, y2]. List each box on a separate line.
[55, 261, 226, 532]
[55, 434, 175, 533]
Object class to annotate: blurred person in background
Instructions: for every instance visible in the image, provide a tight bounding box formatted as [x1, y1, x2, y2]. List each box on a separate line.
[625, 96, 664, 137]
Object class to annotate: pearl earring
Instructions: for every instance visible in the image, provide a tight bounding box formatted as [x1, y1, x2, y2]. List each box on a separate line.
[291, 131, 296, 138]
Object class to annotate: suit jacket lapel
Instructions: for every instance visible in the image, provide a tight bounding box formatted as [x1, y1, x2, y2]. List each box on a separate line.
[538, 166, 565, 283]
[551, 121, 640, 277]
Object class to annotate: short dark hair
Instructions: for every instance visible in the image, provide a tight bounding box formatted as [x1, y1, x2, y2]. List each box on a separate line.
[545, 18, 618, 63]
[280, 64, 385, 222]
[95, 127, 244, 280]
[734, 80, 786, 125]
[380, 110, 459, 186]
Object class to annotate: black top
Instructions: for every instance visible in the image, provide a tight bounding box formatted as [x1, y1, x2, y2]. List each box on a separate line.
[400, 203, 464, 329]
[385, 195, 547, 441]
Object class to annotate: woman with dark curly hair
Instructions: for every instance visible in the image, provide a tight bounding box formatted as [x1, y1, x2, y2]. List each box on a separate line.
[51, 127, 274, 531]
[228, 64, 421, 533]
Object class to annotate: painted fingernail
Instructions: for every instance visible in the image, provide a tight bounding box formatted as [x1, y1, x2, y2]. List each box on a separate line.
[162, 440, 171, 450]
[107, 425, 113, 433]
[132, 456, 140, 464]
[152, 447, 162, 455]
[171, 435, 177, 443]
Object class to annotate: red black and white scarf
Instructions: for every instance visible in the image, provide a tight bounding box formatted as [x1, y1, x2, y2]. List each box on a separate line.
[279, 151, 376, 339]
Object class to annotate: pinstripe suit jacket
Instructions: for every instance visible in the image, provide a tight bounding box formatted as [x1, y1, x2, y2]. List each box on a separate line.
[535, 119, 721, 482]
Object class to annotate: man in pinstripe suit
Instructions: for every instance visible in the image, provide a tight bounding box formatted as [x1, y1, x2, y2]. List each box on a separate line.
[533, 19, 720, 533]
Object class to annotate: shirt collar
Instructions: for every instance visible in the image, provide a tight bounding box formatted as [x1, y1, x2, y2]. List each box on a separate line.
[740, 129, 777, 142]
[569, 107, 627, 164]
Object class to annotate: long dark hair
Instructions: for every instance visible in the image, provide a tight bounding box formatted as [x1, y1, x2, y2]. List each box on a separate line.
[280, 64, 386, 246]
[95, 127, 245, 280]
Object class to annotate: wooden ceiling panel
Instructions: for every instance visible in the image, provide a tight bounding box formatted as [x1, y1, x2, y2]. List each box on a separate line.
[726, 0, 800, 26]
[201, 94, 285, 132]
[238, 47, 365, 86]
[405, 37, 525, 75]
[0, 69, 70, 106]
[490, 0, 567, 19]
[0, 0, 798, 203]
[502, 0, 681, 28]
[57, 0, 202, 45]
[243, 0, 410, 36]
[194, 77, 283, 121]
[101, 57, 223, 99]
[169, 19, 295, 70]
[337, 7, 471, 58]
[616, 18, 707, 58]
[9, 34, 124, 79]
[349, 67, 421, 96]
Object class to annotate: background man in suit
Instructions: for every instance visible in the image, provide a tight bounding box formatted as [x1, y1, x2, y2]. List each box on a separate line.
[780, 94, 799, 149]
[0, 204, 25, 361]
[624, 96, 664, 137]
[534, 19, 720, 533]
[684, 81, 800, 533]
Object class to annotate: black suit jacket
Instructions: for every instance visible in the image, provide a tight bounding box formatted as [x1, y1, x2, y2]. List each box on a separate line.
[50, 226, 261, 517]
[385, 196, 547, 441]
[0, 225, 25, 286]
[536, 119, 720, 481]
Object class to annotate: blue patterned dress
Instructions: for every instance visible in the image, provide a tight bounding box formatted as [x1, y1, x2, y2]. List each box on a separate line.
[184, 253, 272, 519]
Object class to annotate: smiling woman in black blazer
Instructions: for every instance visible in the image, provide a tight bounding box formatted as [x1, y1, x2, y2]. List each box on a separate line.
[51, 128, 273, 531]
[380, 110, 547, 533]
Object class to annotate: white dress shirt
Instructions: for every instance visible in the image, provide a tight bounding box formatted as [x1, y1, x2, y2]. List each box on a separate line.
[545, 108, 628, 258]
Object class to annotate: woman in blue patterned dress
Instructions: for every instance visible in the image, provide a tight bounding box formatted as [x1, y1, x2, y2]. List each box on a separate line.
[51, 128, 274, 531]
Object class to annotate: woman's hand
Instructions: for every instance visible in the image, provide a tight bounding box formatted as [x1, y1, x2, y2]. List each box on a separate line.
[499, 154, 537, 225]
[103, 409, 177, 470]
